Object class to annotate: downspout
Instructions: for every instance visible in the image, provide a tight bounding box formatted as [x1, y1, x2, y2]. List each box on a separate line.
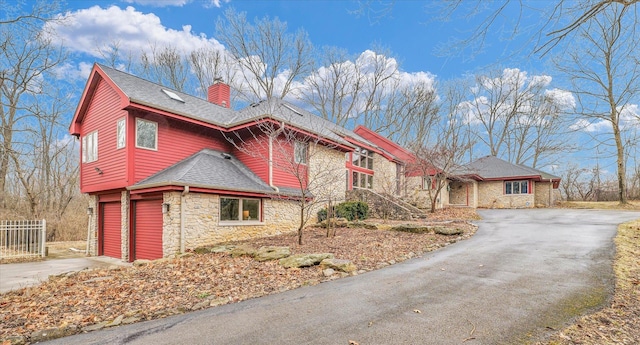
[180, 186, 189, 254]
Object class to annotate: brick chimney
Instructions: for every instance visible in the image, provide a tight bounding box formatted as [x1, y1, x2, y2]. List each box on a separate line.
[207, 79, 230, 108]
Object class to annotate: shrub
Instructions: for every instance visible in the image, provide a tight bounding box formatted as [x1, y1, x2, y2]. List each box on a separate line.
[317, 208, 328, 222]
[335, 201, 369, 221]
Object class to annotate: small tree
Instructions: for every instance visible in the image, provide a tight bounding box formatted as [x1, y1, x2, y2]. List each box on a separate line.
[226, 100, 345, 244]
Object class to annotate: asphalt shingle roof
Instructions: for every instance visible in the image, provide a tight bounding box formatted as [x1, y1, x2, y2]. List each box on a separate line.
[130, 149, 278, 195]
[462, 156, 560, 180]
[98, 64, 239, 126]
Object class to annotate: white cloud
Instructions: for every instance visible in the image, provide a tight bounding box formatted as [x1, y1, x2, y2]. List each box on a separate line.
[569, 118, 611, 132]
[45, 5, 225, 59]
[618, 104, 640, 129]
[545, 88, 575, 110]
[53, 62, 94, 81]
[122, 0, 190, 7]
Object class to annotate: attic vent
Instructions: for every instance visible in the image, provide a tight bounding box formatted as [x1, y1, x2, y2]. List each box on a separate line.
[221, 153, 232, 160]
[162, 89, 185, 103]
[282, 103, 303, 116]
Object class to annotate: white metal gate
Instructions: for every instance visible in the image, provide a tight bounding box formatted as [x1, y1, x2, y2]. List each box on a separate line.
[0, 220, 46, 259]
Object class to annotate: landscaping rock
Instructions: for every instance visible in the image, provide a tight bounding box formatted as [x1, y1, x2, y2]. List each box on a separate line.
[82, 321, 108, 332]
[320, 258, 357, 273]
[318, 217, 349, 228]
[106, 314, 124, 327]
[279, 253, 334, 268]
[3, 335, 26, 345]
[253, 246, 291, 262]
[322, 268, 336, 277]
[230, 245, 257, 258]
[435, 227, 464, 236]
[209, 245, 236, 253]
[390, 224, 434, 233]
[122, 316, 141, 325]
[349, 221, 379, 230]
[30, 325, 78, 342]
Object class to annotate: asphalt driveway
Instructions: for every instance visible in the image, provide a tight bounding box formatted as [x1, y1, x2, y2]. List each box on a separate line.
[44, 209, 640, 345]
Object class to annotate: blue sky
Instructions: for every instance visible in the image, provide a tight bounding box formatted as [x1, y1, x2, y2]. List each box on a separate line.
[15, 0, 637, 177]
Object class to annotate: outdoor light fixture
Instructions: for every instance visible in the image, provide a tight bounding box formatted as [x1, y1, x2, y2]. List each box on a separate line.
[87, 207, 94, 216]
[162, 203, 170, 214]
[94, 167, 103, 175]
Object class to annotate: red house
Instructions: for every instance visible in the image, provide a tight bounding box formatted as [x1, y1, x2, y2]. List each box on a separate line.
[70, 64, 414, 261]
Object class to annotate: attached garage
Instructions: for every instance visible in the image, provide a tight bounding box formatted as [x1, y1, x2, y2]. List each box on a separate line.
[100, 201, 122, 259]
[131, 198, 163, 261]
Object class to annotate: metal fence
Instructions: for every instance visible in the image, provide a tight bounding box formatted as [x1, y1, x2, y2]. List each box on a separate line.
[0, 220, 46, 259]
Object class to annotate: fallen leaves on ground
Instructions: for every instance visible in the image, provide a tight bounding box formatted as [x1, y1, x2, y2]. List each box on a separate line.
[0, 211, 478, 344]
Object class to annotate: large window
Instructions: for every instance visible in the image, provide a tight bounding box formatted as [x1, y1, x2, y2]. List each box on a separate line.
[505, 180, 528, 195]
[352, 172, 373, 189]
[352, 147, 373, 170]
[82, 131, 98, 163]
[136, 118, 158, 150]
[116, 118, 126, 149]
[220, 197, 261, 222]
[294, 141, 308, 164]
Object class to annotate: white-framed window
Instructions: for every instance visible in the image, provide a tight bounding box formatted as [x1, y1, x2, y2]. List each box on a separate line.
[294, 141, 308, 164]
[352, 147, 373, 170]
[82, 131, 98, 163]
[352, 171, 373, 189]
[116, 118, 126, 149]
[220, 197, 261, 222]
[505, 180, 529, 195]
[136, 118, 158, 150]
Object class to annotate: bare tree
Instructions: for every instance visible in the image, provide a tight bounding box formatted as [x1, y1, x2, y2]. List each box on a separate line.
[409, 81, 473, 212]
[226, 100, 345, 244]
[216, 9, 314, 102]
[0, 1, 67, 200]
[139, 43, 191, 93]
[435, 0, 639, 58]
[459, 68, 572, 168]
[556, 4, 639, 204]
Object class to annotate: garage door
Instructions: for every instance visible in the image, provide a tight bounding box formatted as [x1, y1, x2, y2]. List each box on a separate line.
[133, 199, 163, 260]
[101, 202, 121, 258]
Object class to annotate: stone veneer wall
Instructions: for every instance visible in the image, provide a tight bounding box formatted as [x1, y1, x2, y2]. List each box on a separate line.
[406, 177, 450, 210]
[477, 181, 535, 208]
[120, 191, 130, 261]
[449, 181, 476, 206]
[372, 153, 398, 195]
[307, 144, 347, 219]
[162, 192, 300, 256]
[534, 182, 560, 207]
[87, 195, 98, 256]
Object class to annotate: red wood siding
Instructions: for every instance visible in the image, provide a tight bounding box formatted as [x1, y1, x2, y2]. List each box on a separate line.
[231, 134, 269, 183]
[133, 113, 230, 183]
[100, 201, 121, 259]
[80, 78, 128, 193]
[272, 138, 305, 189]
[132, 199, 163, 261]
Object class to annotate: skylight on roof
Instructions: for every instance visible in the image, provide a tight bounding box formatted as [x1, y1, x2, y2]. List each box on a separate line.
[283, 103, 303, 116]
[162, 89, 185, 103]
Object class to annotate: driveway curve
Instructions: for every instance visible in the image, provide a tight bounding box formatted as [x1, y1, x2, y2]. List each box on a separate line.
[45, 209, 640, 345]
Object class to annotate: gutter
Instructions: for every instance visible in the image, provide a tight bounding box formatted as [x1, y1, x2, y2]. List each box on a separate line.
[180, 186, 189, 254]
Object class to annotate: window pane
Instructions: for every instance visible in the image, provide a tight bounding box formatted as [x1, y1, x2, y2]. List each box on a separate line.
[294, 142, 307, 164]
[352, 171, 358, 188]
[505, 182, 512, 194]
[136, 119, 157, 149]
[117, 119, 126, 149]
[367, 175, 373, 189]
[367, 157, 373, 170]
[352, 149, 360, 166]
[360, 173, 366, 188]
[513, 182, 520, 194]
[82, 136, 87, 163]
[521, 181, 528, 194]
[220, 198, 239, 221]
[243, 199, 259, 220]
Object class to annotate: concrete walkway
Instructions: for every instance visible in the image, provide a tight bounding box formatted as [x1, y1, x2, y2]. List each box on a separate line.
[42, 209, 640, 345]
[0, 257, 129, 293]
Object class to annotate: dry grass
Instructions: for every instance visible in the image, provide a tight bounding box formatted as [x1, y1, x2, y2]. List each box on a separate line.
[558, 200, 640, 210]
[539, 220, 640, 345]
